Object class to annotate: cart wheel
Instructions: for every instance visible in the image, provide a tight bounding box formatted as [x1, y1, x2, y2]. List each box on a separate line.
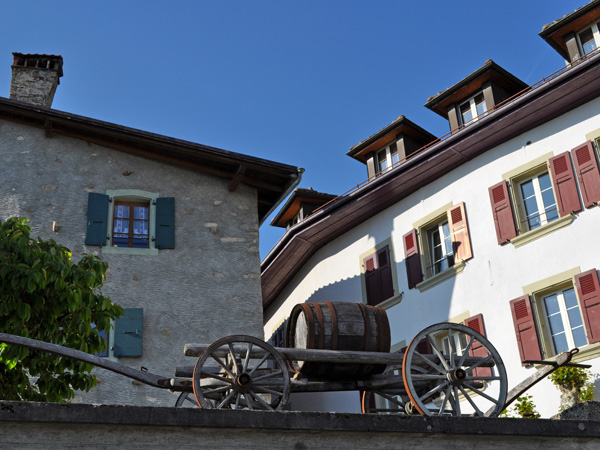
[192, 335, 290, 410]
[402, 323, 507, 417]
[175, 392, 199, 408]
[361, 365, 410, 414]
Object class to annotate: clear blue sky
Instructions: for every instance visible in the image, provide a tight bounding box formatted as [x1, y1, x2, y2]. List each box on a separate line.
[0, 1, 585, 257]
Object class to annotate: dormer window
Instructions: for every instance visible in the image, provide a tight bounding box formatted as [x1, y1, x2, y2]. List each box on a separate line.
[459, 93, 487, 125]
[578, 23, 600, 56]
[376, 143, 399, 173]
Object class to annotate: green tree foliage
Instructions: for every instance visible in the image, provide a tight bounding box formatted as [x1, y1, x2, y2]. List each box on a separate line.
[549, 366, 596, 408]
[0, 217, 123, 402]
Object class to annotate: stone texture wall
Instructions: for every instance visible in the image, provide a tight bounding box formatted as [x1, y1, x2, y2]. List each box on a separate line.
[1, 402, 599, 450]
[0, 119, 264, 406]
[9, 67, 59, 107]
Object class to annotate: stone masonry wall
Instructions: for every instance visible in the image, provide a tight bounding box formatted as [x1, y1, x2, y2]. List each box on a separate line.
[0, 119, 264, 406]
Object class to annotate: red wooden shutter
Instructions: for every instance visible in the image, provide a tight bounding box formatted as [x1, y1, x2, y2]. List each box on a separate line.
[574, 269, 600, 345]
[364, 253, 382, 306]
[464, 314, 492, 378]
[447, 202, 472, 262]
[548, 152, 582, 216]
[403, 229, 422, 289]
[488, 181, 517, 245]
[377, 247, 394, 302]
[509, 295, 542, 365]
[572, 141, 600, 208]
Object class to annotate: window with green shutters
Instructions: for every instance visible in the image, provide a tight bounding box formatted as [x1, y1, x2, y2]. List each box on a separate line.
[85, 191, 175, 254]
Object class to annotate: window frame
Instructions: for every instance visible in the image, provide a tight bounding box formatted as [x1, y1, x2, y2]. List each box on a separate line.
[112, 201, 151, 249]
[104, 190, 159, 256]
[577, 21, 600, 56]
[405, 202, 472, 292]
[491, 152, 580, 247]
[376, 142, 400, 174]
[532, 283, 587, 358]
[511, 267, 600, 365]
[458, 92, 487, 126]
[514, 168, 559, 232]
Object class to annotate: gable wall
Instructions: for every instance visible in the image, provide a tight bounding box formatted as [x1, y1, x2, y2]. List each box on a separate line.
[1, 119, 263, 406]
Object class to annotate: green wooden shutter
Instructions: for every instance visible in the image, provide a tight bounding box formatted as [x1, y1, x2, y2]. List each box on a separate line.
[155, 197, 175, 249]
[85, 193, 109, 246]
[113, 308, 143, 357]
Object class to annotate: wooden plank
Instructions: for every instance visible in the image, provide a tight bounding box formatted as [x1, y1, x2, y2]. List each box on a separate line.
[183, 344, 495, 367]
[0, 332, 170, 389]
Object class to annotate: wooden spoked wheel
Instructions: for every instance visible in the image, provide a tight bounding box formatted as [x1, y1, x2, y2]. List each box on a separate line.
[192, 335, 290, 410]
[175, 392, 199, 408]
[402, 323, 507, 417]
[361, 365, 410, 414]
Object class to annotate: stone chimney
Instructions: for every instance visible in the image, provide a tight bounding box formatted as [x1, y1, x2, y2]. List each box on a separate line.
[10, 53, 63, 107]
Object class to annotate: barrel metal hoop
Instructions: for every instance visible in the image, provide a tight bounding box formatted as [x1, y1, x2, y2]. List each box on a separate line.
[314, 303, 325, 350]
[356, 302, 371, 352]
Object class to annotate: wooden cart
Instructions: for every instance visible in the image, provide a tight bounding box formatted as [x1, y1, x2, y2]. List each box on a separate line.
[0, 322, 586, 417]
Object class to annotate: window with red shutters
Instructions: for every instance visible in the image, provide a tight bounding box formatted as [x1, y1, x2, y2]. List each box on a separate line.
[509, 295, 542, 365]
[572, 141, 600, 208]
[488, 181, 517, 245]
[405, 203, 473, 288]
[548, 152, 582, 216]
[363, 246, 395, 306]
[464, 314, 493, 378]
[574, 269, 600, 344]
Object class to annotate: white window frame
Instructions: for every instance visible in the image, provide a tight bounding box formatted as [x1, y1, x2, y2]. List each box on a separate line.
[376, 144, 399, 174]
[517, 171, 559, 232]
[426, 220, 454, 277]
[535, 286, 587, 357]
[577, 22, 600, 56]
[458, 92, 487, 125]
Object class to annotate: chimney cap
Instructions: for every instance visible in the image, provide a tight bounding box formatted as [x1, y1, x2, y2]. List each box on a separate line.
[12, 52, 63, 79]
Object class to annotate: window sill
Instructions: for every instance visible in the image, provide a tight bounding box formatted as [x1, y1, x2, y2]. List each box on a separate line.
[102, 246, 159, 256]
[510, 214, 574, 248]
[416, 261, 466, 293]
[372, 292, 404, 310]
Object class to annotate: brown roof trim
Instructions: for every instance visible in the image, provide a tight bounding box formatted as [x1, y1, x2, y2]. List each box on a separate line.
[539, 0, 600, 60]
[261, 51, 600, 310]
[0, 97, 301, 223]
[424, 60, 528, 118]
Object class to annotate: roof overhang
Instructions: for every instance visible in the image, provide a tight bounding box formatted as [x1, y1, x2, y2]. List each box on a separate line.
[261, 51, 600, 310]
[0, 97, 301, 224]
[540, 0, 600, 61]
[271, 188, 338, 228]
[425, 60, 528, 118]
[347, 115, 437, 163]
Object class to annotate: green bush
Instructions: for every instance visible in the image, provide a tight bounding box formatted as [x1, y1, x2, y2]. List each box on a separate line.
[0, 217, 124, 402]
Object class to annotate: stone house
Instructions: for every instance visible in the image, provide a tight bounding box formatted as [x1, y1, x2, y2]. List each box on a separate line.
[1, 53, 301, 406]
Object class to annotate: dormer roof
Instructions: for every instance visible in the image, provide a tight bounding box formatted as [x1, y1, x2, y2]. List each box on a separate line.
[270, 188, 337, 228]
[424, 60, 528, 119]
[347, 115, 437, 164]
[540, 0, 600, 60]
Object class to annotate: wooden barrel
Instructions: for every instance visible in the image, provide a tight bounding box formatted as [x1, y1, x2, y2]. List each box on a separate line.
[285, 301, 391, 379]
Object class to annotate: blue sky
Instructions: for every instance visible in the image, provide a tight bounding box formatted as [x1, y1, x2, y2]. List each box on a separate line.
[0, 1, 585, 257]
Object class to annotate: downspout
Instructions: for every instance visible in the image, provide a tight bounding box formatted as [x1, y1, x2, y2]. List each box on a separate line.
[258, 168, 305, 227]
